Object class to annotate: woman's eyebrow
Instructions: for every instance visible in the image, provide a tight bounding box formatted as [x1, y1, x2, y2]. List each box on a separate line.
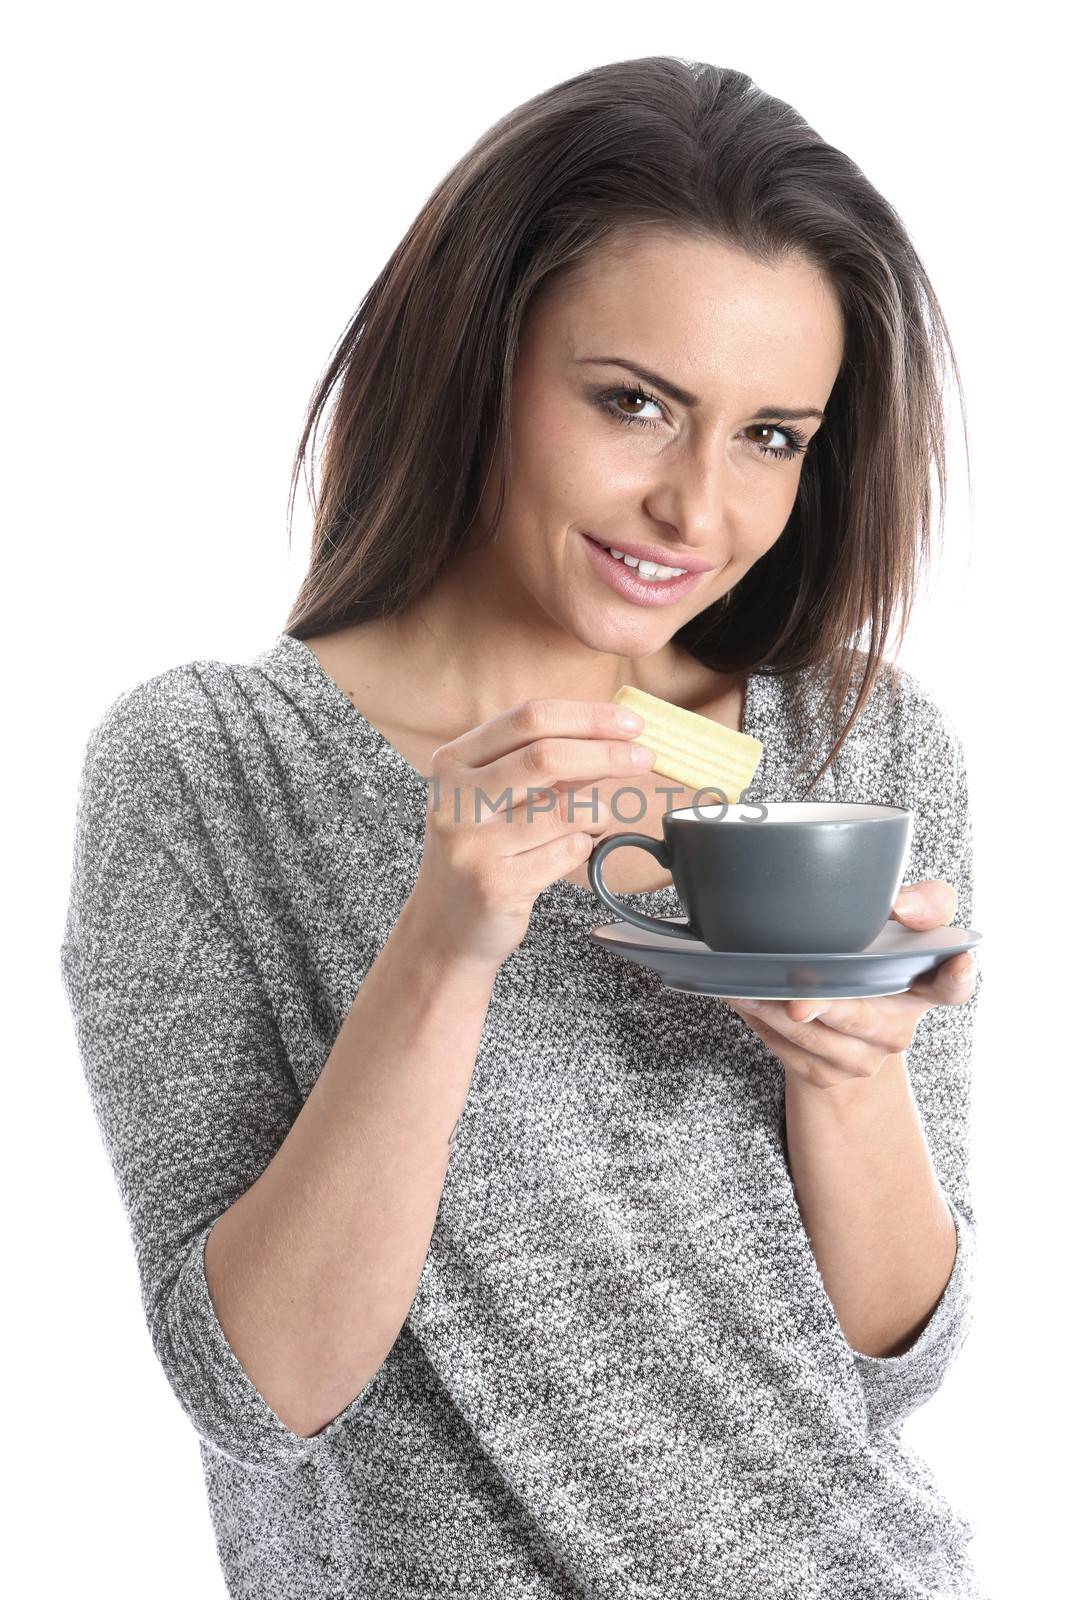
[574, 355, 826, 423]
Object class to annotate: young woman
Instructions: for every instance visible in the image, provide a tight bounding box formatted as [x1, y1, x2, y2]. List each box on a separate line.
[61, 57, 982, 1599]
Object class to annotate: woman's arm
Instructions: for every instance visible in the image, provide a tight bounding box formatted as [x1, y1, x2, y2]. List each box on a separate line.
[61, 683, 500, 1467]
[729, 680, 980, 1430]
[783, 1051, 958, 1356]
[205, 895, 497, 1439]
[799, 698, 979, 1372]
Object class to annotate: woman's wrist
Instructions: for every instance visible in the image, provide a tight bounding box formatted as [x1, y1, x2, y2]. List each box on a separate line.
[393, 893, 502, 991]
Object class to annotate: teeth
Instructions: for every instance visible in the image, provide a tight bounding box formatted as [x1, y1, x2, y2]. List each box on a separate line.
[606, 545, 687, 581]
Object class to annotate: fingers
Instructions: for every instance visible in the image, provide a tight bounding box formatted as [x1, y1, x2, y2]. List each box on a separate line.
[724, 872, 977, 1078]
[726, 947, 977, 1071]
[891, 878, 959, 927]
[430, 701, 655, 822]
[886, 879, 976, 1001]
[730, 994, 918, 1063]
[908, 949, 977, 1000]
[434, 698, 644, 769]
[729, 1005, 887, 1088]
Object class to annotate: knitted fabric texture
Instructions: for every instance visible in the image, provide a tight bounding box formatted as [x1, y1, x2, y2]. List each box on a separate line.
[60, 632, 984, 1599]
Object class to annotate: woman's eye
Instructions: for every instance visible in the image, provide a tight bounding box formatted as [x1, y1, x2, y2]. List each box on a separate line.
[598, 387, 664, 428]
[741, 423, 809, 460]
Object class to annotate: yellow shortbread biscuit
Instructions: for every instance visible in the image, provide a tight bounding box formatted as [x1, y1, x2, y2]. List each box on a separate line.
[614, 684, 763, 803]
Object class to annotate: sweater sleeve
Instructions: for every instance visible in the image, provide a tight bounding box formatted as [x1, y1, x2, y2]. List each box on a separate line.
[59, 683, 370, 1472]
[849, 689, 981, 1435]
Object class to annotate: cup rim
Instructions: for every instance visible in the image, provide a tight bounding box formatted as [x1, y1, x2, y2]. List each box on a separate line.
[664, 801, 911, 825]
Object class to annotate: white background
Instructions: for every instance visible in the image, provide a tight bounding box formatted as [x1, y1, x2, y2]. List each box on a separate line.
[5, 3, 1063, 1595]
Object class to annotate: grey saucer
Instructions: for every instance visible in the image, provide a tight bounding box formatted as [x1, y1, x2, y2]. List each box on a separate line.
[588, 917, 983, 1000]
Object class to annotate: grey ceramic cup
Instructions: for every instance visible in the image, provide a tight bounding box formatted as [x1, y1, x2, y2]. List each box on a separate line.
[587, 801, 914, 954]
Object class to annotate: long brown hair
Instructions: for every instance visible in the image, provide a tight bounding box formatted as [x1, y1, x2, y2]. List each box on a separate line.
[283, 56, 969, 795]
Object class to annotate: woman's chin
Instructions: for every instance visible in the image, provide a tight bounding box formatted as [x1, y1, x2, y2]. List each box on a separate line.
[563, 604, 673, 657]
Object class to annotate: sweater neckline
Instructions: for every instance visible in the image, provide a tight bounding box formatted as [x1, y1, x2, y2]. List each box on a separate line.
[261, 631, 779, 914]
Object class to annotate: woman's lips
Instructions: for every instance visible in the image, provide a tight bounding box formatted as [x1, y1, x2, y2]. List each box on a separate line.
[581, 532, 704, 607]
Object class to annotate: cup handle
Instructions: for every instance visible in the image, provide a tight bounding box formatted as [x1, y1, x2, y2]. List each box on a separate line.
[587, 833, 703, 940]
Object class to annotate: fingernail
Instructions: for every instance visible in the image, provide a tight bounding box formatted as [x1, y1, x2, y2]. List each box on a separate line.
[896, 889, 923, 912]
[952, 958, 974, 984]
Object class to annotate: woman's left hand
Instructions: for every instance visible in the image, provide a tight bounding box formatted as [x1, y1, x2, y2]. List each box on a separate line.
[723, 879, 976, 1090]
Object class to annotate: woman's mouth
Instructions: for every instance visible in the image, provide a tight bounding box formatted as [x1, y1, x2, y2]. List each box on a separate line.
[580, 532, 704, 607]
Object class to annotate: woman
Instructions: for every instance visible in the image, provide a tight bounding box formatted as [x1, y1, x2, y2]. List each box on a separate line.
[60, 57, 983, 1599]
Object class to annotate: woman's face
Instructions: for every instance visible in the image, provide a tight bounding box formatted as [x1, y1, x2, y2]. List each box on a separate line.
[476, 228, 846, 659]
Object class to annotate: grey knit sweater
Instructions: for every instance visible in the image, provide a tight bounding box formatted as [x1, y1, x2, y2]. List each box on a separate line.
[60, 631, 984, 1600]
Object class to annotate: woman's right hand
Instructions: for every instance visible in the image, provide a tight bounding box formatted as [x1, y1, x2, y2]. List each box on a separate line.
[403, 698, 655, 974]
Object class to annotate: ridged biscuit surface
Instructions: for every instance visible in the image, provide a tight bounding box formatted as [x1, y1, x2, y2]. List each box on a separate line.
[613, 684, 764, 802]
